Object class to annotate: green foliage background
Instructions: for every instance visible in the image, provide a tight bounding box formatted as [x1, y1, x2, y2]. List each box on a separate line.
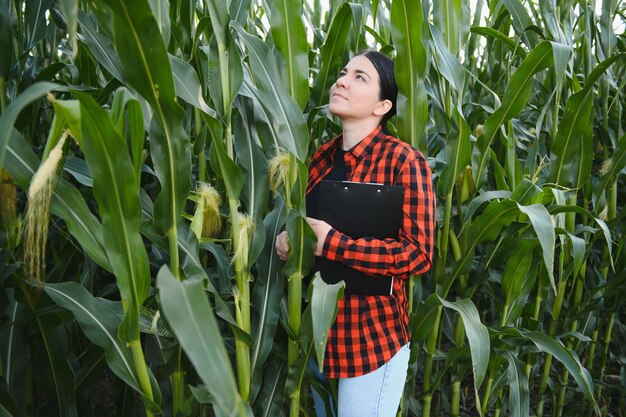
[0, 0, 625, 416]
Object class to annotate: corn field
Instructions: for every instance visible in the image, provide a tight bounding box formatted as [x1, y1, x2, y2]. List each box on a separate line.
[0, 0, 625, 416]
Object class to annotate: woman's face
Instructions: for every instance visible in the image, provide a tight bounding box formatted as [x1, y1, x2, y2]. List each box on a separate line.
[328, 55, 391, 123]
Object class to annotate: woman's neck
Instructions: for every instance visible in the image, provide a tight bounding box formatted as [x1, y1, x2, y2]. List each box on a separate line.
[340, 119, 382, 150]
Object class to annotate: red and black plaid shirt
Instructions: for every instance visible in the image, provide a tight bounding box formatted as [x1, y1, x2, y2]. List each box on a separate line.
[307, 125, 435, 378]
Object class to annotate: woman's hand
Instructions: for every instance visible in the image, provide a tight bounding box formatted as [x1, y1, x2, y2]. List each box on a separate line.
[275, 230, 290, 261]
[306, 217, 332, 256]
[275, 218, 332, 260]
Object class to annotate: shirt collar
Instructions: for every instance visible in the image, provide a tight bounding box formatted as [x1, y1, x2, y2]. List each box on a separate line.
[337, 125, 384, 160]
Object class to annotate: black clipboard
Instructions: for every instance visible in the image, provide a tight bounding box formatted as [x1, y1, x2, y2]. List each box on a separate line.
[313, 180, 405, 295]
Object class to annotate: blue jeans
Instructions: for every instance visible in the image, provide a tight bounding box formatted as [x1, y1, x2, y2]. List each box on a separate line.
[311, 343, 411, 417]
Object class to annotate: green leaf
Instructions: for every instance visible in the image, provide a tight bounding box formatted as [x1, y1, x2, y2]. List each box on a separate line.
[208, 118, 244, 200]
[56, 0, 79, 58]
[110, 88, 144, 182]
[230, 0, 252, 26]
[550, 42, 572, 88]
[509, 177, 542, 205]
[63, 156, 92, 187]
[206, 32, 243, 116]
[33, 317, 78, 417]
[444, 199, 519, 295]
[103, 0, 191, 236]
[72, 93, 150, 343]
[500, 0, 538, 47]
[44, 282, 160, 410]
[567, 232, 586, 278]
[473, 42, 553, 189]
[148, 0, 170, 46]
[250, 203, 286, 394]
[549, 54, 624, 187]
[232, 22, 309, 161]
[310, 3, 353, 107]
[0, 82, 63, 171]
[169, 54, 216, 117]
[502, 351, 529, 417]
[411, 293, 441, 342]
[204, 0, 229, 47]
[176, 225, 253, 347]
[501, 239, 536, 325]
[310, 273, 345, 371]
[233, 103, 270, 226]
[470, 27, 526, 59]
[24, 0, 52, 52]
[433, 0, 470, 55]
[391, 0, 428, 150]
[0, 294, 27, 415]
[438, 109, 471, 196]
[549, 204, 613, 269]
[282, 210, 316, 280]
[594, 132, 626, 206]
[439, 297, 490, 398]
[157, 266, 253, 417]
[256, 357, 287, 417]
[0, 0, 13, 77]
[270, 0, 310, 110]
[77, 11, 126, 82]
[430, 24, 465, 95]
[464, 190, 512, 220]
[517, 203, 555, 292]
[506, 328, 598, 413]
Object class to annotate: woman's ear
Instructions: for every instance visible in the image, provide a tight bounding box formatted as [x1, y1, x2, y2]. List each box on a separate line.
[373, 99, 393, 117]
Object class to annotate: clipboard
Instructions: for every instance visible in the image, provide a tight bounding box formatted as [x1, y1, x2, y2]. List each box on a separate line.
[313, 180, 405, 295]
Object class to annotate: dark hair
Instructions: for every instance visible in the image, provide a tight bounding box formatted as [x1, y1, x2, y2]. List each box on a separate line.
[356, 50, 398, 128]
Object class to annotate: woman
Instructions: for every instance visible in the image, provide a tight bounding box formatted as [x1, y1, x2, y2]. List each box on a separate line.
[275, 50, 435, 417]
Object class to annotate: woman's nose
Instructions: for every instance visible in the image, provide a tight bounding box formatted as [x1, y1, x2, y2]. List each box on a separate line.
[335, 76, 348, 89]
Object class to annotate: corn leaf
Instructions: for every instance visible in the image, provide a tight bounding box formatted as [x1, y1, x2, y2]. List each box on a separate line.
[550, 54, 624, 188]
[411, 293, 441, 343]
[157, 266, 253, 417]
[250, 202, 286, 400]
[444, 199, 520, 295]
[232, 22, 309, 161]
[594, 132, 626, 205]
[517, 203, 555, 292]
[438, 109, 471, 196]
[72, 92, 150, 344]
[310, 3, 353, 107]
[44, 282, 160, 411]
[29, 317, 74, 417]
[502, 351, 529, 417]
[269, 0, 310, 110]
[169, 54, 216, 117]
[473, 42, 553, 189]
[439, 297, 490, 403]
[310, 273, 345, 371]
[77, 11, 125, 82]
[433, 0, 470, 55]
[102, 0, 191, 236]
[501, 239, 536, 325]
[391, 0, 428, 150]
[505, 328, 598, 413]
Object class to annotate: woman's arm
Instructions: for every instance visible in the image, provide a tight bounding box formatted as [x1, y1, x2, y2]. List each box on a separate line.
[315, 154, 435, 279]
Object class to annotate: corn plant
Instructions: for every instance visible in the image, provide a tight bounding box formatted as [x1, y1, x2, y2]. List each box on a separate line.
[1, 0, 625, 417]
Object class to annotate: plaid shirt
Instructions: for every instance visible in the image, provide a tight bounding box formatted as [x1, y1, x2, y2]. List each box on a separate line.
[307, 125, 435, 378]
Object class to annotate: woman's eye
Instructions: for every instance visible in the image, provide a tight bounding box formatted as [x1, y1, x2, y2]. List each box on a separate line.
[356, 75, 364, 80]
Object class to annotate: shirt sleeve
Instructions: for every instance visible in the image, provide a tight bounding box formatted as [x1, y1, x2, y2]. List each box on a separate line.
[320, 154, 435, 279]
